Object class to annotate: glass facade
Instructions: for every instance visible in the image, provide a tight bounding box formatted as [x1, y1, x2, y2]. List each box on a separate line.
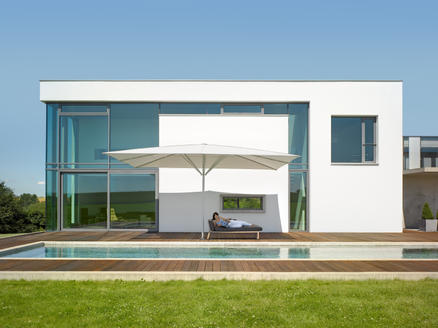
[60, 116, 108, 167]
[264, 104, 288, 115]
[403, 136, 438, 170]
[289, 104, 308, 169]
[403, 137, 409, 170]
[45, 170, 57, 231]
[62, 173, 107, 229]
[289, 172, 307, 231]
[288, 104, 309, 231]
[46, 102, 309, 232]
[160, 103, 220, 114]
[110, 174, 156, 229]
[46, 104, 58, 164]
[46, 103, 159, 231]
[223, 105, 262, 113]
[420, 137, 438, 168]
[331, 117, 377, 163]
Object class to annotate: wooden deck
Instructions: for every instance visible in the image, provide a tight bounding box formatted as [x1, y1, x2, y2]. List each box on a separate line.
[1, 230, 438, 251]
[1, 259, 438, 273]
[1, 231, 438, 274]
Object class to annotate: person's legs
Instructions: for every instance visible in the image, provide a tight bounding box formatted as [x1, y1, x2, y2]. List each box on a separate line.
[227, 220, 243, 228]
[232, 220, 251, 226]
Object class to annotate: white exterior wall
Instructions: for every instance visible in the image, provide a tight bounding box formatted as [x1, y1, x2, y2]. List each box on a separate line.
[158, 116, 288, 232]
[41, 80, 403, 232]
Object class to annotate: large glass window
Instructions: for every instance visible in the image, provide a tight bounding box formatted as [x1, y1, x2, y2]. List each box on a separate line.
[420, 137, 438, 168]
[110, 104, 158, 167]
[403, 137, 409, 170]
[264, 104, 288, 114]
[61, 105, 107, 113]
[221, 195, 264, 212]
[289, 104, 309, 168]
[223, 105, 262, 113]
[160, 103, 220, 114]
[46, 104, 58, 164]
[110, 174, 156, 230]
[60, 116, 108, 166]
[331, 117, 377, 163]
[62, 173, 107, 229]
[290, 172, 307, 231]
[45, 170, 58, 231]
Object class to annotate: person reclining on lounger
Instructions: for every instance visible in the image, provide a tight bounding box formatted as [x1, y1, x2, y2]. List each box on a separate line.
[212, 212, 252, 229]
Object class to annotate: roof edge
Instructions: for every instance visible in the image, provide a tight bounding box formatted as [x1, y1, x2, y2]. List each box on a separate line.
[39, 79, 403, 83]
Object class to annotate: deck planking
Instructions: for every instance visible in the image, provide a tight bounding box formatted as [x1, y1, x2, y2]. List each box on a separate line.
[1, 259, 438, 272]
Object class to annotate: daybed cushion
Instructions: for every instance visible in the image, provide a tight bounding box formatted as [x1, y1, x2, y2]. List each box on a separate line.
[208, 220, 262, 232]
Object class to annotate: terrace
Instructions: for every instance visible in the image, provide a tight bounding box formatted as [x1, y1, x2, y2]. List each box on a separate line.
[1, 231, 438, 280]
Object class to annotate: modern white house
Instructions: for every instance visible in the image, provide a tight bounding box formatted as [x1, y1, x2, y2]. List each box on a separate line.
[40, 80, 403, 233]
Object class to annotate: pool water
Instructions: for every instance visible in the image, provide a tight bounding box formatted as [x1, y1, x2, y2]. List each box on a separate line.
[2, 245, 438, 259]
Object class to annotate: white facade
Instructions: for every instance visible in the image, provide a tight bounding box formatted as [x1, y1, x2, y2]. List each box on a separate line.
[41, 80, 403, 232]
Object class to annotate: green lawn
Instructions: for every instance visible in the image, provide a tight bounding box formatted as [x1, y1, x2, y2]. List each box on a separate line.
[0, 279, 437, 327]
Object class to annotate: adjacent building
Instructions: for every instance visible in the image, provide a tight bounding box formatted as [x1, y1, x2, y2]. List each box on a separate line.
[403, 136, 438, 228]
[40, 80, 403, 233]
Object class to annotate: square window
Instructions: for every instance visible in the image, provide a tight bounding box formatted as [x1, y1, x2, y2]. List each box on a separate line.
[331, 116, 377, 164]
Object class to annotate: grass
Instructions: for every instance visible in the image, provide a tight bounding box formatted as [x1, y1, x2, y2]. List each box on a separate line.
[0, 279, 437, 327]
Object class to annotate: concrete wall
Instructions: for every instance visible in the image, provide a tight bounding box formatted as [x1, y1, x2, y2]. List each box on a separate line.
[159, 191, 281, 232]
[404, 174, 438, 228]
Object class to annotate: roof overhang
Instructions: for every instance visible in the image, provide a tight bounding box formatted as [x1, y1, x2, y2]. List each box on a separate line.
[39, 80, 403, 103]
[404, 167, 438, 176]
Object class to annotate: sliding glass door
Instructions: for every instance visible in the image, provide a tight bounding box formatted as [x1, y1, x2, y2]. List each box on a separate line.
[110, 174, 157, 230]
[62, 173, 107, 229]
[61, 172, 157, 230]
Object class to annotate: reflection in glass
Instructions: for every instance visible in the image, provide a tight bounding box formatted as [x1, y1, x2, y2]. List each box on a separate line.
[62, 174, 107, 229]
[331, 117, 362, 163]
[264, 104, 288, 114]
[223, 197, 238, 209]
[61, 105, 107, 112]
[420, 137, 438, 168]
[289, 104, 308, 168]
[110, 174, 156, 230]
[223, 105, 261, 113]
[239, 197, 262, 210]
[160, 103, 220, 114]
[290, 172, 307, 231]
[60, 116, 108, 165]
[110, 104, 159, 167]
[46, 104, 58, 163]
[45, 170, 57, 231]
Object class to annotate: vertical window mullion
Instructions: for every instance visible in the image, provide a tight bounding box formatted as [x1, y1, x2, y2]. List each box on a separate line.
[373, 118, 377, 163]
[361, 119, 365, 163]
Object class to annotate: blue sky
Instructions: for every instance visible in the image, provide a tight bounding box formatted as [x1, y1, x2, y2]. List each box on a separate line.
[0, 0, 437, 196]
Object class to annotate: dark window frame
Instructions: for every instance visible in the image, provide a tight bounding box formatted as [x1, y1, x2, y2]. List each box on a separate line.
[220, 194, 265, 213]
[331, 116, 378, 164]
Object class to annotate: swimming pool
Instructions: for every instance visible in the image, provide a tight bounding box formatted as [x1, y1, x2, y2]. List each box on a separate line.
[2, 242, 438, 260]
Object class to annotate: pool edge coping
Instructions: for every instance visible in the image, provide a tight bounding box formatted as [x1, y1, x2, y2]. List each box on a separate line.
[0, 271, 437, 281]
[2, 240, 438, 261]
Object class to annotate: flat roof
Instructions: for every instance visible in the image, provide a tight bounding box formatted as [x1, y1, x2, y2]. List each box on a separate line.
[40, 80, 403, 103]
